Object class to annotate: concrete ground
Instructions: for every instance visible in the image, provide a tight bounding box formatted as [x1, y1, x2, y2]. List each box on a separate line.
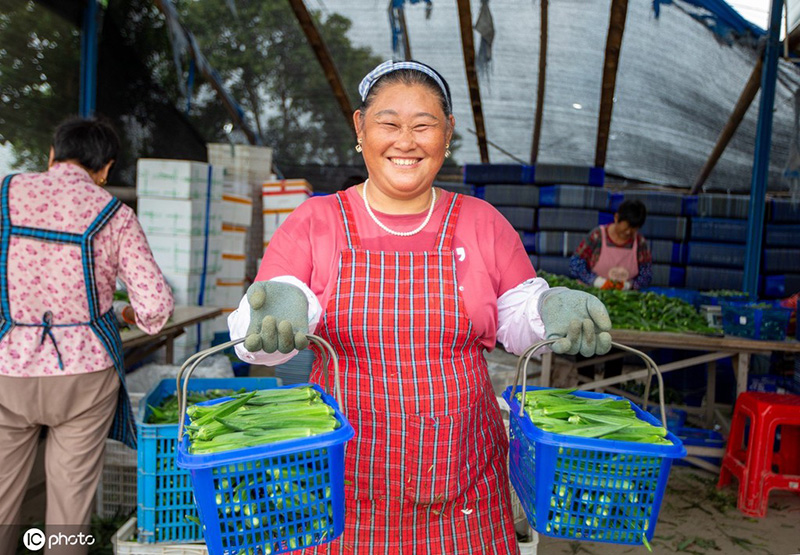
[485, 347, 800, 555]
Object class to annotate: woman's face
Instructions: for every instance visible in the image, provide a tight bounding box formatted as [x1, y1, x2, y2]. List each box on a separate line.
[354, 82, 454, 201]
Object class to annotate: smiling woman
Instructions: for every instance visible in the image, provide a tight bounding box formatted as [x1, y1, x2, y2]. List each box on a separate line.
[226, 59, 616, 554]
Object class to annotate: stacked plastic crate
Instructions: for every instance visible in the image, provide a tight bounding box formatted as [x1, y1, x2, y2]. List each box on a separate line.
[136, 159, 223, 361]
[612, 191, 689, 287]
[463, 163, 606, 278]
[207, 144, 272, 335]
[763, 199, 800, 298]
[684, 194, 750, 291]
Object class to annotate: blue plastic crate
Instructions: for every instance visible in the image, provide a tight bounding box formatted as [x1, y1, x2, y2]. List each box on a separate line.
[177, 384, 354, 555]
[531, 255, 572, 276]
[720, 301, 793, 341]
[497, 206, 537, 231]
[618, 191, 685, 215]
[502, 386, 685, 545]
[650, 264, 686, 287]
[538, 185, 609, 209]
[747, 374, 799, 394]
[640, 215, 688, 241]
[483, 184, 540, 207]
[137, 377, 280, 543]
[763, 248, 800, 273]
[685, 267, 743, 291]
[463, 164, 525, 185]
[648, 240, 686, 265]
[686, 242, 746, 269]
[645, 406, 688, 431]
[690, 218, 748, 244]
[769, 198, 800, 223]
[764, 224, 800, 247]
[762, 274, 800, 298]
[519, 231, 537, 253]
[673, 427, 724, 467]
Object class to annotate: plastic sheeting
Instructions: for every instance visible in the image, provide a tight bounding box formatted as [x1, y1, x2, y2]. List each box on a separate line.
[323, 0, 800, 192]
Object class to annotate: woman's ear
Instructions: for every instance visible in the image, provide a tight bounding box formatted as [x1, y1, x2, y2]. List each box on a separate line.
[352, 110, 363, 137]
[47, 147, 55, 169]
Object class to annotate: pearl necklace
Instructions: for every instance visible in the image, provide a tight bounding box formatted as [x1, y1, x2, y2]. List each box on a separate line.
[362, 178, 437, 237]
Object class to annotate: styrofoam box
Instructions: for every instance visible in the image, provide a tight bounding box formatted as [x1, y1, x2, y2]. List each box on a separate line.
[222, 194, 253, 226]
[162, 271, 217, 306]
[148, 234, 222, 275]
[219, 253, 246, 281]
[216, 279, 245, 309]
[173, 340, 213, 365]
[221, 224, 247, 256]
[208, 145, 273, 186]
[263, 210, 292, 242]
[263, 191, 311, 211]
[136, 159, 223, 200]
[138, 198, 223, 237]
[222, 179, 252, 198]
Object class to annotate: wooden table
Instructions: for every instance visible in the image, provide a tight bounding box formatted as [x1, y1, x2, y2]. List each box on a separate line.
[538, 329, 800, 472]
[120, 305, 222, 367]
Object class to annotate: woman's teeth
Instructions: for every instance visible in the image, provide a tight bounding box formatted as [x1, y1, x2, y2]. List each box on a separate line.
[390, 158, 418, 166]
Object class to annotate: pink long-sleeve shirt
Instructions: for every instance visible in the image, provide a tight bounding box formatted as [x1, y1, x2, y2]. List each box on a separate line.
[255, 186, 537, 350]
[0, 163, 174, 377]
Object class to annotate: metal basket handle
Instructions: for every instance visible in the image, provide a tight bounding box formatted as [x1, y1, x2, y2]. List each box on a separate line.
[512, 340, 669, 428]
[176, 334, 342, 442]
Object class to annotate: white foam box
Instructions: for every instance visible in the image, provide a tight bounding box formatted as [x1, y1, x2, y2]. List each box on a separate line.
[262, 179, 312, 211]
[162, 271, 217, 306]
[138, 198, 223, 237]
[221, 224, 248, 256]
[216, 279, 245, 309]
[223, 179, 252, 197]
[263, 211, 292, 243]
[222, 194, 253, 227]
[148, 234, 222, 275]
[136, 159, 223, 200]
[219, 253, 246, 281]
[208, 144, 273, 184]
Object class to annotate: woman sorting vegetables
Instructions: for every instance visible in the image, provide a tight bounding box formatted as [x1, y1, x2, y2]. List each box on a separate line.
[0, 117, 174, 554]
[569, 199, 652, 291]
[229, 60, 613, 554]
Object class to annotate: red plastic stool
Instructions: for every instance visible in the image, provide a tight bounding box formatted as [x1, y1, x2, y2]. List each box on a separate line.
[717, 392, 800, 517]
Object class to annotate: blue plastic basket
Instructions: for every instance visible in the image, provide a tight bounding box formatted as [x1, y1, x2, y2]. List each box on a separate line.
[137, 377, 280, 543]
[502, 385, 686, 545]
[177, 384, 354, 555]
[720, 300, 793, 340]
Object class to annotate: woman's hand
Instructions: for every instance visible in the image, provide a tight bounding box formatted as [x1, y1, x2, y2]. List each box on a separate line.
[538, 288, 613, 356]
[244, 281, 310, 353]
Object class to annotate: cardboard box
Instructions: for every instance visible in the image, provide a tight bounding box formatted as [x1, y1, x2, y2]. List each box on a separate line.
[136, 159, 223, 200]
[138, 198, 223, 237]
[148, 234, 222, 275]
[162, 271, 217, 306]
[222, 194, 253, 227]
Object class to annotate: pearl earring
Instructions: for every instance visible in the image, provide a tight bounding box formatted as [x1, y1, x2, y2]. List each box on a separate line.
[355, 138, 363, 153]
[444, 143, 451, 159]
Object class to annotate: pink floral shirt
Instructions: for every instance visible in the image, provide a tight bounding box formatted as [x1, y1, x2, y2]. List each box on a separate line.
[1, 163, 174, 377]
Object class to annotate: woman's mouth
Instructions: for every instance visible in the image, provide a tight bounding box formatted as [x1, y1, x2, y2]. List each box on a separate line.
[389, 157, 421, 167]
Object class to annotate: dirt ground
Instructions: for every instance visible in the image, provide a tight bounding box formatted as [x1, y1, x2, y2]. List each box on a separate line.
[485, 348, 800, 555]
[532, 465, 800, 555]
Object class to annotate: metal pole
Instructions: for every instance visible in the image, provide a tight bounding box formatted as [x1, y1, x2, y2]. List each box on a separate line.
[79, 0, 99, 116]
[743, 0, 784, 298]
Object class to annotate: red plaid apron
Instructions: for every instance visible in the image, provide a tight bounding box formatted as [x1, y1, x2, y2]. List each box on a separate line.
[306, 191, 518, 554]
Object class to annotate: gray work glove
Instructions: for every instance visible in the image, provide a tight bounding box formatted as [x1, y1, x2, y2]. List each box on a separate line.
[539, 287, 613, 356]
[244, 281, 310, 354]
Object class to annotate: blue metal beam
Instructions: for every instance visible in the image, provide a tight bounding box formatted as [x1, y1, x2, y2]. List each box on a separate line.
[743, 0, 783, 299]
[79, 0, 99, 116]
